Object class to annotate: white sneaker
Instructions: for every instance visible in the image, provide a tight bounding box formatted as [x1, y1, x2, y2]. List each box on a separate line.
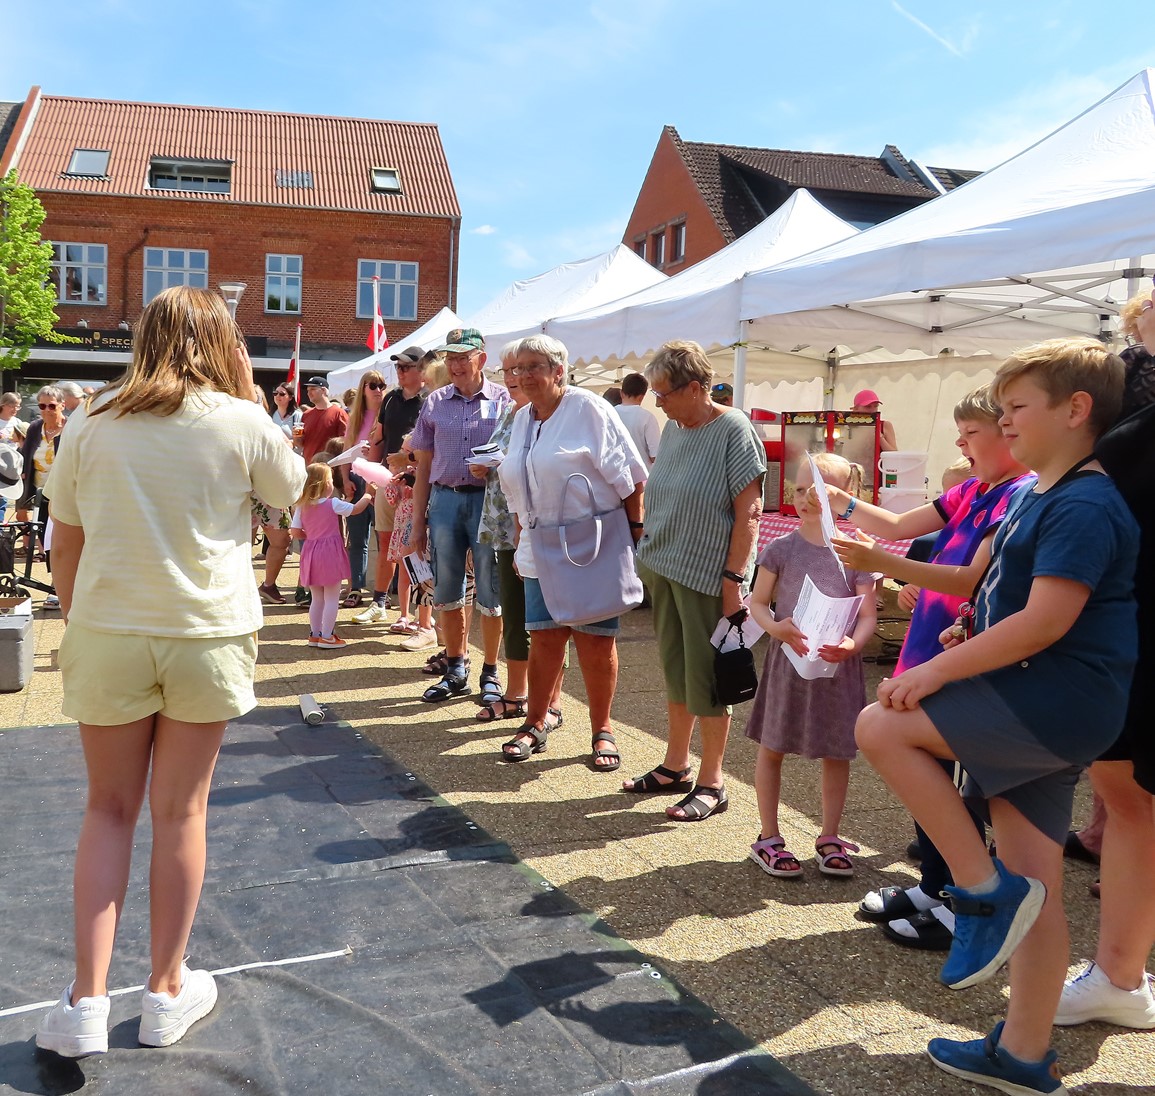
[1054, 960, 1155, 1028]
[36, 984, 110, 1058]
[400, 626, 438, 651]
[138, 964, 218, 1047]
[353, 602, 388, 624]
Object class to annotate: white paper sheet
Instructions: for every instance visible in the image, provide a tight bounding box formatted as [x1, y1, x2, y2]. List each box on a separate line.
[326, 442, 368, 467]
[403, 552, 434, 586]
[464, 448, 505, 468]
[709, 597, 764, 652]
[806, 453, 847, 581]
[781, 574, 863, 680]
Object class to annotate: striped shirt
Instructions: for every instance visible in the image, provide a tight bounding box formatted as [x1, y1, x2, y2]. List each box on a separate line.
[636, 410, 766, 595]
[408, 378, 510, 487]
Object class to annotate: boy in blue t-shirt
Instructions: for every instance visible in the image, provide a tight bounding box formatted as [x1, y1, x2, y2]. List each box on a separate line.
[855, 338, 1139, 1096]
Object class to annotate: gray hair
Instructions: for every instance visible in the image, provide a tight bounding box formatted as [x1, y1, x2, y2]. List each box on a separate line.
[0, 392, 21, 409]
[57, 381, 84, 398]
[498, 339, 522, 363]
[512, 334, 569, 370]
[645, 340, 713, 390]
[37, 385, 65, 404]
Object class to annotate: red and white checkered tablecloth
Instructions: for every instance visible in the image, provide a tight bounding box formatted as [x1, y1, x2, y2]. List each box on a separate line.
[757, 513, 913, 557]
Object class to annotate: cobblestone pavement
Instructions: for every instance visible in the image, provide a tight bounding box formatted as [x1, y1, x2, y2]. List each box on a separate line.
[2, 556, 1150, 1094]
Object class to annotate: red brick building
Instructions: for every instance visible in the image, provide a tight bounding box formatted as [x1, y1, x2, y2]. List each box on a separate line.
[0, 88, 461, 384]
[625, 125, 978, 275]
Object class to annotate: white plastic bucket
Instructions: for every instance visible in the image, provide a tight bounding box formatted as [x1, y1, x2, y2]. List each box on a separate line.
[879, 486, 926, 514]
[878, 450, 928, 491]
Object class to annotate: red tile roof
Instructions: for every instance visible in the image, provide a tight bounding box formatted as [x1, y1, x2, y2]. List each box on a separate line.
[11, 94, 460, 218]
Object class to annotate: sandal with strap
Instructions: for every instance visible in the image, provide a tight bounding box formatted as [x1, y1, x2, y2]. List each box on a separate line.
[423, 650, 448, 675]
[477, 669, 503, 706]
[859, 884, 938, 923]
[501, 723, 548, 763]
[545, 706, 564, 730]
[667, 784, 728, 822]
[590, 730, 620, 773]
[749, 835, 803, 879]
[475, 695, 528, 723]
[815, 834, 860, 877]
[621, 764, 693, 795]
[421, 673, 471, 703]
[341, 589, 364, 609]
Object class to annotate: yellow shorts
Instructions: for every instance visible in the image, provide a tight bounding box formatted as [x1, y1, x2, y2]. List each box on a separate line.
[374, 490, 398, 533]
[59, 623, 258, 726]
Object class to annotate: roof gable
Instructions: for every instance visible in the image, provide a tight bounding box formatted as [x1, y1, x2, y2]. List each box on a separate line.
[12, 95, 460, 218]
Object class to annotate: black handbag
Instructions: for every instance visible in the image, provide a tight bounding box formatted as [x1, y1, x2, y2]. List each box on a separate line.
[713, 621, 759, 706]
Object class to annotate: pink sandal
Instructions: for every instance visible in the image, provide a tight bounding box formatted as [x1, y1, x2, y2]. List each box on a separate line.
[749, 835, 803, 879]
[815, 835, 860, 877]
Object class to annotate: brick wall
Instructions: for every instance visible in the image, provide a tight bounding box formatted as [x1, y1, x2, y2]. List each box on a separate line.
[622, 131, 726, 274]
[39, 193, 458, 351]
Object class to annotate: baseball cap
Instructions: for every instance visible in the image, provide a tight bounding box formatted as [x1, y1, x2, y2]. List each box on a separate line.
[305, 375, 328, 389]
[853, 389, 881, 407]
[711, 382, 734, 398]
[437, 328, 484, 353]
[390, 345, 425, 364]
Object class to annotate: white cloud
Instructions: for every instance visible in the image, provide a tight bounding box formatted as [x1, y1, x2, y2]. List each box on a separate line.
[470, 224, 498, 236]
[890, 2, 968, 58]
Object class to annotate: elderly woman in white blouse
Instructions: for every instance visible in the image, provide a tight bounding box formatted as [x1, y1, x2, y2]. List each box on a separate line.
[498, 336, 647, 773]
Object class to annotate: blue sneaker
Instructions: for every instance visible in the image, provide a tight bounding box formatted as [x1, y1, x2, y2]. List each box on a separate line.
[928, 1022, 1067, 1094]
[940, 857, 1045, 990]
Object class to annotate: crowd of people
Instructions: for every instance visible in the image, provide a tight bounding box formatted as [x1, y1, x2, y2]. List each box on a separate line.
[12, 282, 1155, 1096]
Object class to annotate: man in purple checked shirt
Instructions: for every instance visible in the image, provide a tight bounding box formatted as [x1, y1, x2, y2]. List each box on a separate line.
[409, 329, 511, 703]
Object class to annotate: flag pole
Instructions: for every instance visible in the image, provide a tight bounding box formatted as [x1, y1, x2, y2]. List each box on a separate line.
[372, 276, 381, 354]
[291, 323, 302, 403]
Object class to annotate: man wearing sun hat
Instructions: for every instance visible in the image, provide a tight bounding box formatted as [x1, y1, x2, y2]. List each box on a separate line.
[408, 329, 510, 703]
[852, 388, 897, 452]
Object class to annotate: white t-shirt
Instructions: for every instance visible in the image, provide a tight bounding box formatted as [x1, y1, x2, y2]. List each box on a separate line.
[499, 387, 647, 578]
[46, 388, 306, 638]
[614, 403, 661, 464]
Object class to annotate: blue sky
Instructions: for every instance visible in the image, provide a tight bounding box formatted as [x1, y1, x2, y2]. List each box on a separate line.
[3, 1, 1151, 316]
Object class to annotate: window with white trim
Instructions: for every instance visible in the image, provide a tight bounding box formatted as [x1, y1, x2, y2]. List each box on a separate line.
[143, 248, 209, 304]
[65, 149, 110, 177]
[149, 158, 231, 193]
[369, 167, 402, 193]
[50, 243, 107, 305]
[671, 222, 686, 263]
[356, 259, 418, 321]
[650, 231, 665, 267]
[265, 254, 302, 313]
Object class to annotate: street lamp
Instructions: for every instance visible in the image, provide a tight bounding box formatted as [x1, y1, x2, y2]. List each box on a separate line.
[218, 281, 247, 320]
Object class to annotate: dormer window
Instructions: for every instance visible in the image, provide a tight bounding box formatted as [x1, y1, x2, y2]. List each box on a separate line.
[369, 166, 402, 194]
[65, 149, 111, 178]
[149, 158, 232, 193]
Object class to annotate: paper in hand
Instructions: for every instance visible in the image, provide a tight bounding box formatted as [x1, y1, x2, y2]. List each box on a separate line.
[806, 453, 847, 581]
[709, 597, 764, 651]
[327, 442, 368, 468]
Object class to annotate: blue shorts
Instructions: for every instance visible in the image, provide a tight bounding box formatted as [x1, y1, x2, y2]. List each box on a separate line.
[523, 577, 620, 637]
[426, 485, 500, 615]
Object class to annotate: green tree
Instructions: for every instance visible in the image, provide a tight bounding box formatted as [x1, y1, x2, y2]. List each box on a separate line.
[0, 170, 69, 369]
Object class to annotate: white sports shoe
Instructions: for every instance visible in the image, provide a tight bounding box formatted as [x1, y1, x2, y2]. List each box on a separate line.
[138, 963, 218, 1047]
[400, 626, 438, 651]
[1054, 960, 1155, 1028]
[36, 984, 110, 1058]
[353, 602, 388, 624]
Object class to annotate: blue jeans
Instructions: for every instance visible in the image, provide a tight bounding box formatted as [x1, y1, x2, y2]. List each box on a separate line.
[426, 486, 500, 614]
[345, 505, 372, 590]
[522, 577, 620, 636]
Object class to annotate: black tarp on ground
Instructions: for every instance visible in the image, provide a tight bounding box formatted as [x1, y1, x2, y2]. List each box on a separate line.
[0, 708, 813, 1095]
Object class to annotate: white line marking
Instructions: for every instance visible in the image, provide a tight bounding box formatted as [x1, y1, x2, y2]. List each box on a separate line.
[0, 946, 351, 1019]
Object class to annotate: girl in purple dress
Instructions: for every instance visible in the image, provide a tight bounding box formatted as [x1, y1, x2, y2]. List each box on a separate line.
[746, 454, 877, 879]
[292, 463, 374, 649]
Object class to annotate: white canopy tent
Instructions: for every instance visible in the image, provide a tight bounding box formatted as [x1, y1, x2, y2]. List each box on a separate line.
[464, 244, 666, 353]
[324, 305, 464, 396]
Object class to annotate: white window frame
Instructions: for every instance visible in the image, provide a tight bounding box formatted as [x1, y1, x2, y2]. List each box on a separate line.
[149, 159, 231, 194]
[143, 248, 210, 305]
[265, 254, 303, 314]
[670, 222, 686, 263]
[50, 243, 108, 306]
[65, 149, 110, 177]
[650, 230, 665, 267]
[369, 166, 402, 193]
[356, 259, 418, 321]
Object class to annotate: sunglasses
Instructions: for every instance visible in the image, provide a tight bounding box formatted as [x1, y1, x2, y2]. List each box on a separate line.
[366, 381, 387, 391]
[39, 402, 58, 410]
[396, 363, 423, 372]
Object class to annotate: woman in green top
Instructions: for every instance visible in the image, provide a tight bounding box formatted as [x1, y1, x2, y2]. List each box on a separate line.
[625, 340, 766, 821]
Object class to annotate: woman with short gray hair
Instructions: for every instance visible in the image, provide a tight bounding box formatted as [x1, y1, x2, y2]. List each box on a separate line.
[18, 386, 68, 586]
[623, 340, 766, 821]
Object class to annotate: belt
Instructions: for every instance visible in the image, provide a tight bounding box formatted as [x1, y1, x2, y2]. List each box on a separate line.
[433, 482, 485, 493]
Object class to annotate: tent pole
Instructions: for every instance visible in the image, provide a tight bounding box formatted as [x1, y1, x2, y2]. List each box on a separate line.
[733, 321, 749, 409]
[824, 351, 838, 411]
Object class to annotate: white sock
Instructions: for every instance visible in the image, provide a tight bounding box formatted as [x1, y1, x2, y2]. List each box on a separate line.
[965, 869, 1000, 895]
[906, 886, 941, 912]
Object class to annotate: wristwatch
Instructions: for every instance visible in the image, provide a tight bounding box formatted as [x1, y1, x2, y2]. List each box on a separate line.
[722, 569, 745, 584]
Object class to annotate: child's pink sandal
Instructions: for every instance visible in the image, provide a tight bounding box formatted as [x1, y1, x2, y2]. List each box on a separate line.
[815, 835, 860, 877]
[749, 835, 803, 879]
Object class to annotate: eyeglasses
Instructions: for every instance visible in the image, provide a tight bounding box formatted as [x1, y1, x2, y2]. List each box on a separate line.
[509, 362, 551, 377]
[397, 363, 424, 372]
[445, 351, 478, 365]
[366, 381, 386, 390]
[39, 402, 58, 410]
[652, 381, 690, 403]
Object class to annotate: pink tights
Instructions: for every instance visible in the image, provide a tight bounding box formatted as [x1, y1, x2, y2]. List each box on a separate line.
[308, 584, 341, 638]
